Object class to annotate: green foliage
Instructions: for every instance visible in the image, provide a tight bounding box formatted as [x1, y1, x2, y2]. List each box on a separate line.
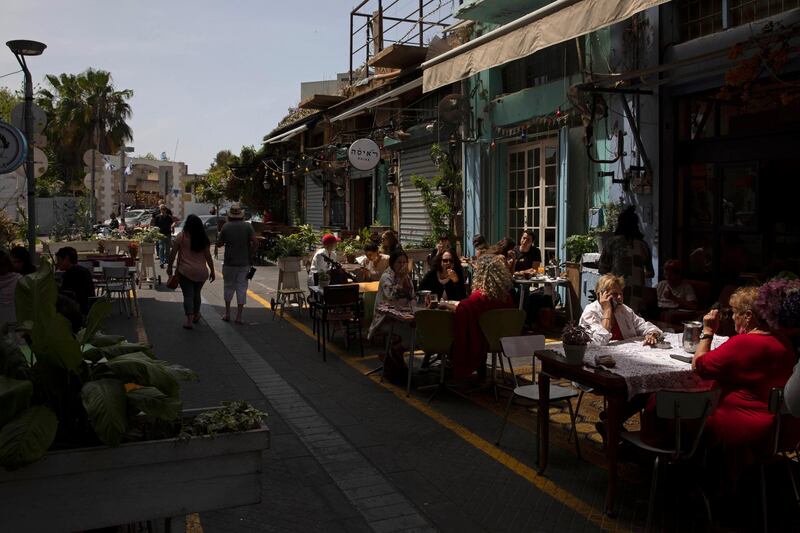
[0, 406, 58, 469]
[133, 226, 165, 243]
[185, 401, 267, 437]
[592, 197, 625, 234]
[417, 234, 438, 250]
[267, 224, 320, 260]
[81, 379, 128, 446]
[565, 234, 597, 262]
[0, 211, 21, 248]
[411, 144, 461, 241]
[37, 69, 133, 187]
[0, 86, 20, 122]
[0, 264, 198, 468]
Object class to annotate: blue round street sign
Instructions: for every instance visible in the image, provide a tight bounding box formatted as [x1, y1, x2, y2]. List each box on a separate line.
[0, 120, 27, 175]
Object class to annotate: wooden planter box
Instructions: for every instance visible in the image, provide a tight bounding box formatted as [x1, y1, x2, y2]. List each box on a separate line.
[0, 420, 269, 532]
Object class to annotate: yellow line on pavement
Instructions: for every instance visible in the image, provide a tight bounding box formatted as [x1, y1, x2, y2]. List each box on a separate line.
[246, 288, 619, 531]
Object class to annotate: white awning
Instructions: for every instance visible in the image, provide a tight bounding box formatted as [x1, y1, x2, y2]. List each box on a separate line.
[422, 0, 670, 92]
[331, 77, 423, 123]
[264, 123, 308, 144]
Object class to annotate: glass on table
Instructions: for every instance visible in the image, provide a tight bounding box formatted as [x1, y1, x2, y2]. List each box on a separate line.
[428, 293, 439, 309]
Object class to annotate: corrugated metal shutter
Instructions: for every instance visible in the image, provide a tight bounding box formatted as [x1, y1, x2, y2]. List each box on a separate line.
[305, 174, 324, 229]
[399, 145, 436, 245]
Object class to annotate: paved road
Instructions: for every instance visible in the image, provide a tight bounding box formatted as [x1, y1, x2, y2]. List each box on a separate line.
[108, 261, 796, 532]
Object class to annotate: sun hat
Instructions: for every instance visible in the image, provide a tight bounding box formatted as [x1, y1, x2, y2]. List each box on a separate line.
[322, 233, 340, 246]
[227, 203, 244, 220]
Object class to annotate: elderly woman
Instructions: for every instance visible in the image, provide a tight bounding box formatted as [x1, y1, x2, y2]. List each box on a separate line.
[692, 286, 798, 468]
[447, 255, 514, 381]
[580, 274, 662, 346]
[367, 250, 414, 340]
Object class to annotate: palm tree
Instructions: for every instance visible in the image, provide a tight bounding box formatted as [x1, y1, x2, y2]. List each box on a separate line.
[37, 69, 133, 187]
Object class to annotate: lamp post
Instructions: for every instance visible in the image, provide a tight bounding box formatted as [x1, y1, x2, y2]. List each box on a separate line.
[119, 146, 135, 225]
[6, 39, 46, 255]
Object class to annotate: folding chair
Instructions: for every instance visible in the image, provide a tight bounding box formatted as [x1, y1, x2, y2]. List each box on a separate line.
[99, 261, 134, 317]
[495, 335, 581, 461]
[407, 309, 455, 399]
[478, 308, 526, 400]
[314, 284, 362, 362]
[620, 389, 720, 532]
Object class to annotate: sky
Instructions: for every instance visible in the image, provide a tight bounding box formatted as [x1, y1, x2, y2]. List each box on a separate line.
[0, 0, 353, 173]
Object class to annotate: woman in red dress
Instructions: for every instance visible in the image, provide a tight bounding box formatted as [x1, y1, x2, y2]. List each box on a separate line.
[692, 286, 798, 473]
[444, 254, 514, 381]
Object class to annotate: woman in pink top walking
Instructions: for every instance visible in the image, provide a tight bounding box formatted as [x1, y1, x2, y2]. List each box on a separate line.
[167, 214, 215, 329]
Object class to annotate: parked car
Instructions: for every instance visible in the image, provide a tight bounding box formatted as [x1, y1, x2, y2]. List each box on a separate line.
[123, 209, 151, 227]
[172, 215, 220, 241]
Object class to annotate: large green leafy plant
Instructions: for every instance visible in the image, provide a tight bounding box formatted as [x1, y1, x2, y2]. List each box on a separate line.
[0, 265, 196, 469]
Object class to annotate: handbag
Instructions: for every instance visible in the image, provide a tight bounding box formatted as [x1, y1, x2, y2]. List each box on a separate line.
[166, 234, 183, 290]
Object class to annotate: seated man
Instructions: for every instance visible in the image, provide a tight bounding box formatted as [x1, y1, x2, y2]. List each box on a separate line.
[357, 242, 389, 282]
[580, 274, 661, 346]
[55, 246, 95, 316]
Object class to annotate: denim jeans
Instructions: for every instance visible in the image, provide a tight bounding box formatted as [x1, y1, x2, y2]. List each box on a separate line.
[178, 276, 205, 316]
[157, 237, 171, 265]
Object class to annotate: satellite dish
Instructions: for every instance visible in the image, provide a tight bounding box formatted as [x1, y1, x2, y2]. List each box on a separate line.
[32, 147, 48, 178]
[83, 149, 105, 169]
[438, 93, 470, 124]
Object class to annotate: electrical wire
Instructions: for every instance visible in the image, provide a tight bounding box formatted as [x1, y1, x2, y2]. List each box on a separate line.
[0, 69, 22, 80]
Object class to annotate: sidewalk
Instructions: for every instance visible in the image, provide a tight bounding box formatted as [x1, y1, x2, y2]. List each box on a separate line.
[113, 262, 799, 532]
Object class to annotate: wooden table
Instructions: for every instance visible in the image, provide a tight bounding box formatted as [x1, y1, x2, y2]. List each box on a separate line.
[535, 349, 627, 515]
[513, 276, 574, 322]
[535, 333, 720, 516]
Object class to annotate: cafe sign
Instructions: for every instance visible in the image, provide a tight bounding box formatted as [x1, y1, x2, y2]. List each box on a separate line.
[348, 138, 380, 171]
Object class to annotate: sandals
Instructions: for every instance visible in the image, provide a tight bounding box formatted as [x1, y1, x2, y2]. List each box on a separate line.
[192, 314, 202, 324]
[234, 318, 244, 325]
[221, 315, 230, 322]
[182, 324, 193, 330]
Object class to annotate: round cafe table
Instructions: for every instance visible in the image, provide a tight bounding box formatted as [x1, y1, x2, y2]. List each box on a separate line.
[513, 275, 575, 321]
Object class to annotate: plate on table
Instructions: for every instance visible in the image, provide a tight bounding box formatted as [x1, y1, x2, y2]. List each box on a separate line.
[654, 341, 672, 349]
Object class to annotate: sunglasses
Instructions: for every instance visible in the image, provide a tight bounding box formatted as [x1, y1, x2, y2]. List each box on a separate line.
[441, 258, 453, 263]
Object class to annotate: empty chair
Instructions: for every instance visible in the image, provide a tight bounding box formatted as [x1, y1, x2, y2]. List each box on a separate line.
[314, 284, 362, 361]
[478, 308, 526, 399]
[495, 335, 581, 461]
[99, 261, 133, 317]
[408, 309, 455, 399]
[620, 389, 720, 532]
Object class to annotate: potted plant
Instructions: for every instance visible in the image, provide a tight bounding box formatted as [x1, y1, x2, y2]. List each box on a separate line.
[590, 199, 625, 252]
[0, 266, 269, 531]
[561, 322, 591, 365]
[565, 234, 598, 264]
[128, 240, 140, 260]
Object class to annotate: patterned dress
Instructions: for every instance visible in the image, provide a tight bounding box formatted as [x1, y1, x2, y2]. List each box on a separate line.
[599, 236, 654, 313]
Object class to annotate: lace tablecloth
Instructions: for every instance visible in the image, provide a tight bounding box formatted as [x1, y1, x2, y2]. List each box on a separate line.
[550, 332, 728, 399]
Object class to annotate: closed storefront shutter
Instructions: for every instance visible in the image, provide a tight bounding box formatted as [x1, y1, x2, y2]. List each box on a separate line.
[399, 145, 436, 245]
[305, 174, 324, 229]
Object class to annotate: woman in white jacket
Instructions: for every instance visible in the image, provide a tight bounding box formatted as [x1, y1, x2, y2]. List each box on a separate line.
[580, 274, 661, 346]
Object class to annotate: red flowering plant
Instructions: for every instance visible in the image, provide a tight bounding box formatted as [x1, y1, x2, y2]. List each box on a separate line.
[755, 278, 800, 331]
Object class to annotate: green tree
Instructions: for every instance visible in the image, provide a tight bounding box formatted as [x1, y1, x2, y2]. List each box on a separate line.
[37, 69, 133, 187]
[0, 86, 20, 122]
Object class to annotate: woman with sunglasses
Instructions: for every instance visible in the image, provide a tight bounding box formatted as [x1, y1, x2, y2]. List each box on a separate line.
[419, 250, 466, 302]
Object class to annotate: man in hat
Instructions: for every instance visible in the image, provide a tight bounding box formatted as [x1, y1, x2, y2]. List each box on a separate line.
[217, 203, 257, 324]
[309, 233, 340, 286]
[151, 204, 174, 268]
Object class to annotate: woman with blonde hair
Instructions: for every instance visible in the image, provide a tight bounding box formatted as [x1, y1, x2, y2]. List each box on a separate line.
[449, 254, 514, 380]
[580, 273, 661, 345]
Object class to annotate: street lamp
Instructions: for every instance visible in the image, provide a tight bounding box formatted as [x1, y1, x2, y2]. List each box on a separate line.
[7, 39, 46, 255]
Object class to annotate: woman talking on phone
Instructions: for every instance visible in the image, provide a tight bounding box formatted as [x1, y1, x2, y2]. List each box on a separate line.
[579, 274, 661, 346]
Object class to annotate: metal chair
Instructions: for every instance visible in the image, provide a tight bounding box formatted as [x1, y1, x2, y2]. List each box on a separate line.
[478, 308, 526, 400]
[99, 261, 133, 317]
[314, 284, 362, 362]
[759, 387, 800, 533]
[407, 309, 455, 399]
[495, 335, 582, 460]
[620, 388, 720, 532]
